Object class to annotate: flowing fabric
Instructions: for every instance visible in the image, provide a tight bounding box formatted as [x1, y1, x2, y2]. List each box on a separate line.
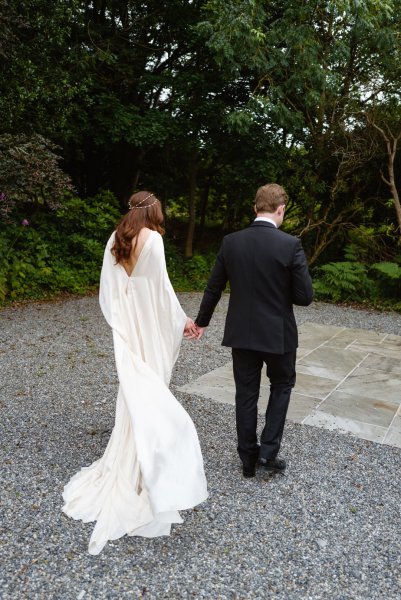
[62, 231, 208, 555]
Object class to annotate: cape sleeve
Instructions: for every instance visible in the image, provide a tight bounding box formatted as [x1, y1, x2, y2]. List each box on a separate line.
[152, 233, 187, 372]
[99, 231, 187, 383]
[99, 232, 118, 328]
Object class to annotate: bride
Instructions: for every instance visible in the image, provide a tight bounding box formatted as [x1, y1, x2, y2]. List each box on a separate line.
[62, 191, 208, 555]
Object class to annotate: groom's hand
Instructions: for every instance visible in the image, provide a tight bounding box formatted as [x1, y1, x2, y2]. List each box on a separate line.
[194, 324, 205, 340]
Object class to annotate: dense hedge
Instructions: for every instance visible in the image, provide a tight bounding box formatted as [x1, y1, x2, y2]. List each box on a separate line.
[1, 190, 400, 311]
[0, 191, 217, 304]
[312, 260, 401, 311]
[0, 192, 120, 302]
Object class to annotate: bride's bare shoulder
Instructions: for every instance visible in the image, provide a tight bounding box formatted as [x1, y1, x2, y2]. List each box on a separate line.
[139, 226, 153, 240]
[135, 227, 154, 247]
[129, 227, 152, 257]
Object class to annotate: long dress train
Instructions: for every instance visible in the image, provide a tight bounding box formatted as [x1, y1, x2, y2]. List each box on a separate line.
[62, 231, 208, 555]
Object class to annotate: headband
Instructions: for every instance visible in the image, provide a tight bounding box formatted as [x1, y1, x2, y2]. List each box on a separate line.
[129, 193, 158, 210]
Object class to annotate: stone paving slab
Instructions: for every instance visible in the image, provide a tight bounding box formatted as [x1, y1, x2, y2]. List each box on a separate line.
[178, 323, 401, 448]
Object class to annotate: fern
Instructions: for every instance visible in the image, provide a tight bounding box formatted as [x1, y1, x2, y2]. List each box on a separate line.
[371, 262, 401, 280]
[313, 262, 373, 303]
[370, 261, 401, 303]
[343, 244, 360, 262]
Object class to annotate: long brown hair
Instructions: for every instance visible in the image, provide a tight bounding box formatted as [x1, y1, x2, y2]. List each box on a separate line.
[111, 191, 165, 264]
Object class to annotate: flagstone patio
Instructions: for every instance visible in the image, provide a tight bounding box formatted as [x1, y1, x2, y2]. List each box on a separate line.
[178, 323, 401, 448]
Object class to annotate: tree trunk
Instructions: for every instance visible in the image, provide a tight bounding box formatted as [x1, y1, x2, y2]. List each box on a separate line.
[366, 116, 401, 237]
[112, 142, 143, 208]
[184, 150, 198, 258]
[199, 182, 210, 239]
[386, 140, 401, 234]
[392, 188, 401, 234]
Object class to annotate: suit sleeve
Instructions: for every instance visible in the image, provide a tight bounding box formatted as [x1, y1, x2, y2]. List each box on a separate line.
[195, 242, 228, 327]
[291, 238, 314, 306]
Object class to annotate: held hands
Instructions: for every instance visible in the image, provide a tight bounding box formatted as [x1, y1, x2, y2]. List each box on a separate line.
[194, 325, 205, 339]
[184, 317, 197, 339]
[183, 317, 206, 340]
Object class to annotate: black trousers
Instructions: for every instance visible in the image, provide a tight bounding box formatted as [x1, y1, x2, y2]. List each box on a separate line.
[231, 348, 296, 463]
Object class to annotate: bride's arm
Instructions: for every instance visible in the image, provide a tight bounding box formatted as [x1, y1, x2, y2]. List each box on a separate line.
[184, 317, 198, 338]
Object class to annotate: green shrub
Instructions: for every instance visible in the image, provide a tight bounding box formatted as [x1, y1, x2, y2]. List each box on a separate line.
[0, 191, 120, 302]
[371, 261, 401, 280]
[0, 134, 74, 219]
[0, 193, 219, 304]
[370, 261, 401, 308]
[313, 261, 375, 303]
[313, 258, 401, 310]
[164, 238, 216, 292]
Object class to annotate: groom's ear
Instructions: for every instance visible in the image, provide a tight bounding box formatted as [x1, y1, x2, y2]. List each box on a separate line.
[253, 204, 257, 215]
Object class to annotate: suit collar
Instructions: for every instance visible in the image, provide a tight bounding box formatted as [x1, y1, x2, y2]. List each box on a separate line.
[250, 221, 277, 229]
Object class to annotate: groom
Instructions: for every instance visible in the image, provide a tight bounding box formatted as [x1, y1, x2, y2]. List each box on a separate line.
[194, 183, 313, 478]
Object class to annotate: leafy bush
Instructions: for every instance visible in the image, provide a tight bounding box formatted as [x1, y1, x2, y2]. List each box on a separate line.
[0, 191, 219, 304]
[0, 134, 74, 219]
[313, 258, 401, 310]
[313, 261, 375, 303]
[165, 238, 216, 292]
[370, 261, 401, 309]
[371, 261, 401, 280]
[0, 191, 120, 302]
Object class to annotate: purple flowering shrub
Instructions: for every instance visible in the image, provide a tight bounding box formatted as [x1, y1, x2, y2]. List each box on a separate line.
[0, 134, 74, 221]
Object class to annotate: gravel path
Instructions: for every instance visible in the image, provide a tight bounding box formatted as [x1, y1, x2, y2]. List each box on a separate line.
[1, 294, 401, 599]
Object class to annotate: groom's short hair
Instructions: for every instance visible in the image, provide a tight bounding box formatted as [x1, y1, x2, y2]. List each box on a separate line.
[255, 183, 287, 213]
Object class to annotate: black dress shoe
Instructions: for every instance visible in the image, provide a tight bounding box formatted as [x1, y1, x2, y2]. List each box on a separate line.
[242, 456, 259, 478]
[258, 456, 286, 473]
[242, 463, 256, 478]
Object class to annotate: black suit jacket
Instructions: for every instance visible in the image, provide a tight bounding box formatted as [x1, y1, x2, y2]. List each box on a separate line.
[196, 221, 313, 354]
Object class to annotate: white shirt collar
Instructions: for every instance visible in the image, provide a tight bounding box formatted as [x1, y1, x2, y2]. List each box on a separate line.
[254, 217, 277, 228]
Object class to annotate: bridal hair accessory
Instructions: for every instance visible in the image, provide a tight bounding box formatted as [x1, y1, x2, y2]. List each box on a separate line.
[129, 193, 158, 210]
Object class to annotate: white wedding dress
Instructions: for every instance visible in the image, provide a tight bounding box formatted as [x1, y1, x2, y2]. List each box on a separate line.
[62, 230, 208, 555]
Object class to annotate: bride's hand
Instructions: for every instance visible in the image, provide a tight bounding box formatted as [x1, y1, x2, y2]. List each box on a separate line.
[184, 317, 198, 339]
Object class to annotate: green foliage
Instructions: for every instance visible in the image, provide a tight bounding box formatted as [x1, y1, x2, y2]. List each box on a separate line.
[0, 134, 74, 218]
[313, 262, 374, 303]
[313, 258, 401, 310]
[199, 0, 401, 260]
[0, 191, 120, 302]
[1, 0, 401, 307]
[0, 0, 89, 138]
[370, 260, 401, 308]
[371, 261, 401, 279]
[182, 254, 217, 291]
[0, 190, 218, 304]
[344, 226, 379, 261]
[165, 239, 216, 292]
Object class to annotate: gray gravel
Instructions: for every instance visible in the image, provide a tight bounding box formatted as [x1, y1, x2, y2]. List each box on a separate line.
[1, 294, 401, 599]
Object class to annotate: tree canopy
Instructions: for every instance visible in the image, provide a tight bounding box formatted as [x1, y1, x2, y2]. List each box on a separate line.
[1, 0, 400, 266]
